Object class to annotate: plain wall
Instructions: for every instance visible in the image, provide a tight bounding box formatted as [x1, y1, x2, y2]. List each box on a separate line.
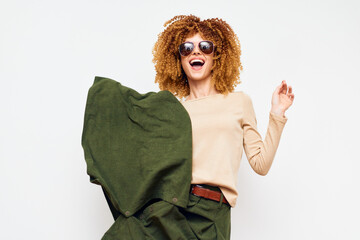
[1, 0, 359, 239]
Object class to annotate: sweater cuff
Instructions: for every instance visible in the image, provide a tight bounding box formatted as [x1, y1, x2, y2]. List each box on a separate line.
[269, 111, 288, 124]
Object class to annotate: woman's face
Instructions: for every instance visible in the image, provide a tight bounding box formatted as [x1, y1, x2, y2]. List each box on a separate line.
[180, 33, 214, 82]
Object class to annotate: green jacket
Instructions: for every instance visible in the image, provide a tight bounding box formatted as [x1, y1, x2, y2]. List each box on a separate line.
[81, 76, 192, 222]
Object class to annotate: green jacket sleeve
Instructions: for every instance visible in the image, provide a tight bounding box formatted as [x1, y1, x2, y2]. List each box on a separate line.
[81, 76, 193, 218]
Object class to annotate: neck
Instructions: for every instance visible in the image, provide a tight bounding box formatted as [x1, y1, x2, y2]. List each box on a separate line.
[187, 75, 220, 100]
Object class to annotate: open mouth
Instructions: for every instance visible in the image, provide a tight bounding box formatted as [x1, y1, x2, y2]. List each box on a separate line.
[189, 59, 205, 70]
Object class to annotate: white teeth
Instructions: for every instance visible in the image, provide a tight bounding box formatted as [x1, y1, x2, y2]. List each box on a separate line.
[190, 59, 205, 64]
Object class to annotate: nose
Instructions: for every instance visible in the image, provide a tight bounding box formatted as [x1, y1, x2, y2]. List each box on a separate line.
[192, 43, 201, 55]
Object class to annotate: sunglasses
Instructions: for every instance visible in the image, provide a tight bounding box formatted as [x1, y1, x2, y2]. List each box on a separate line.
[179, 40, 215, 57]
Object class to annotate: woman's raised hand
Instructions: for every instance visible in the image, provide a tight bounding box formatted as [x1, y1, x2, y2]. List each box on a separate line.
[270, 80, 294, 117]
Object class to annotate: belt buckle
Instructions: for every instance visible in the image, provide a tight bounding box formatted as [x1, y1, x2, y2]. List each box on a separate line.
[191, 184, 230, 206]
[190, 184, 202, 198]
[194, 184, 206, 189]
[191, 184, 210, 199]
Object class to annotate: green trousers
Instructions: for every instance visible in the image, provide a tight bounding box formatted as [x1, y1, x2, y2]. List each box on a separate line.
[102, 184, 231, 240]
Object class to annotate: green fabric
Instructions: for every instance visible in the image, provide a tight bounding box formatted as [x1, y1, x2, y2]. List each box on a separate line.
[102, 192, 231, 240]
[81, 76, 193, 221]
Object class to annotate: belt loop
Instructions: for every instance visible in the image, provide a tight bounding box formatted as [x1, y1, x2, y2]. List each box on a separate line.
[219, 192, 223, 207]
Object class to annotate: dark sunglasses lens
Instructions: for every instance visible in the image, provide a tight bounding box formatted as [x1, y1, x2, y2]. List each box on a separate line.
[199, 41, 214, 54]
[179, 42, 194, 56]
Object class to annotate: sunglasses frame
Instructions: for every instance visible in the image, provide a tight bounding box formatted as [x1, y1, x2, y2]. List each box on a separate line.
[179, 40, 215, 57]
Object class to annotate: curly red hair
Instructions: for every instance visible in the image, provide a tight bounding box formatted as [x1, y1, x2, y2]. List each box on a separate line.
[152, 14, 244, 98]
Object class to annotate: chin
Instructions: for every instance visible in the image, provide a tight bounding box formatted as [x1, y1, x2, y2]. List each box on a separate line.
[188, 76, 207, 81]
[185, 68, 211, 80]
[187, 72, 211, 81]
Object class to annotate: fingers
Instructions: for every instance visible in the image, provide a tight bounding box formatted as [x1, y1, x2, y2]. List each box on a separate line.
[281, 80, 287, 94]
[278, 80, 286, 94]
[288, 93, 294, 100]
[287, 86, 294, 101]
[280, 80, 295, 102]
[277, 80, 294, 102]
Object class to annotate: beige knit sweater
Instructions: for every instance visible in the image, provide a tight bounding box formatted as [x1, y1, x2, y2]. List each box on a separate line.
[180, 91, 288, 207]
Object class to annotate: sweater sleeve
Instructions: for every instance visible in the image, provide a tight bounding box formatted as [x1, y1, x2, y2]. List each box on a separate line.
[242, 93, 288, 176]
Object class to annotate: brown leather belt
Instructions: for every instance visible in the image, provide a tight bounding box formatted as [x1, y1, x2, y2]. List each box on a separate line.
[190, 184, 230, 205]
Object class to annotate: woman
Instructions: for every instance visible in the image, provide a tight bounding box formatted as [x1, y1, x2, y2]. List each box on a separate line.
[151, 14, 294, 239]
[82, 14, 294, 240]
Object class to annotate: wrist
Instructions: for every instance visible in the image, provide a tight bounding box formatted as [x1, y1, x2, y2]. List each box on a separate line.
[270, 108, 285, 117]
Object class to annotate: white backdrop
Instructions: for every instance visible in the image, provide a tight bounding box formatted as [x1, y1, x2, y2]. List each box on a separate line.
[1, 0, 359, 239]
